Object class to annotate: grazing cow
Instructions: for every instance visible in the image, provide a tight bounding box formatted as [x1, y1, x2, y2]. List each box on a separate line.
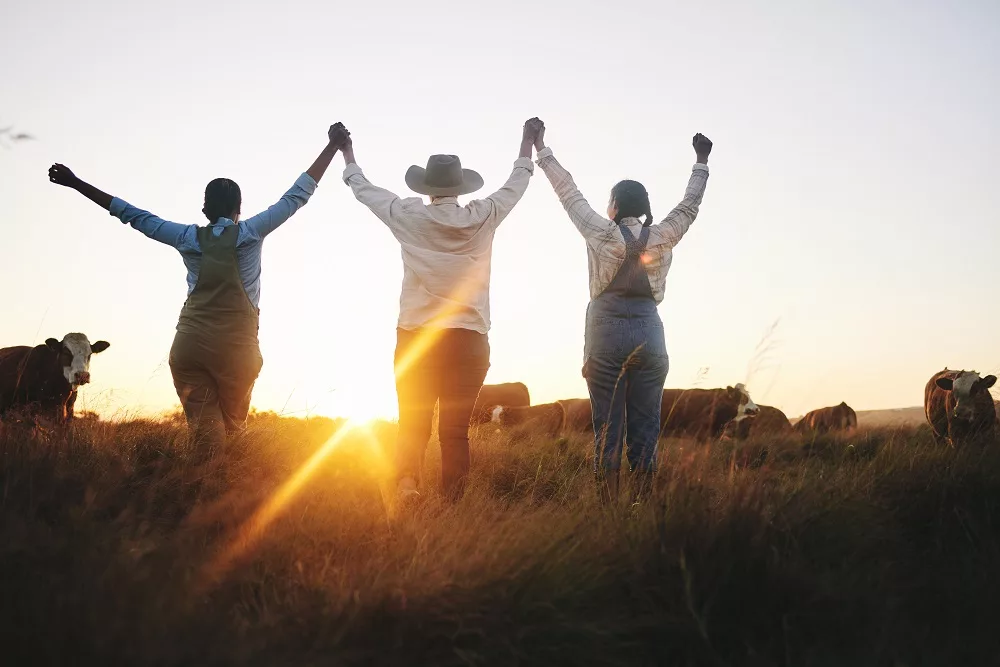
[471, 382, 531, 424]
[794, 402, 858, 434]
[660, 384, 759, 442]
[491, 402, 566, 437]
[723, 404, 793, 440]
[0, 334, 110, 422]
[925, 369, 997, 445]
[558, 398, 594, 434]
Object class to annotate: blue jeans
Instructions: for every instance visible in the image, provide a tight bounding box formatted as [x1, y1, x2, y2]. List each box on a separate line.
[584, 315, 669, 474]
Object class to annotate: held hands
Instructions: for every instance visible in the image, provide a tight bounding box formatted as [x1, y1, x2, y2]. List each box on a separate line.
[48, 163, 80, 189]
[693, 133, 713, 164]
[522, 117, 545, 155]
[328, 122, 351, 150]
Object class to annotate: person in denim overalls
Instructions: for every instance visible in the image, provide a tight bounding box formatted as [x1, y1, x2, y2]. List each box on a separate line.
[534, 123, 713, 503]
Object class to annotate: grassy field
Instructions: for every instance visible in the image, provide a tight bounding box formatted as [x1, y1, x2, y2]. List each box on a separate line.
[2, 412, 999, 666]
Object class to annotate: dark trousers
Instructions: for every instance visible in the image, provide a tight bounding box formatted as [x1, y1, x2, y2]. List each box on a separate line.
[394, 327, 490, 500]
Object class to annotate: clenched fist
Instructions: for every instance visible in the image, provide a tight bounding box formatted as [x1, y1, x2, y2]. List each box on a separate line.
[692, 133, 713, 164]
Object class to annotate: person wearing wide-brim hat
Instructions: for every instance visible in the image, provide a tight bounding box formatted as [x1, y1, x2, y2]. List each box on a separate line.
[339, 118, 543, 504]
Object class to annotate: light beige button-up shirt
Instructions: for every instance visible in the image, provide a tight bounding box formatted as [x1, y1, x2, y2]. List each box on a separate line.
[535, 146, 709, 303]
[343, 158, 534, 333]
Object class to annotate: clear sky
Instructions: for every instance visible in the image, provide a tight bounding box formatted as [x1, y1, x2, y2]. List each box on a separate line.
[2, 0, 998, 420]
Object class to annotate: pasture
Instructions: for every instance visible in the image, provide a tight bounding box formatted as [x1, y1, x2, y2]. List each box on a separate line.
[2, 413, 999, 666]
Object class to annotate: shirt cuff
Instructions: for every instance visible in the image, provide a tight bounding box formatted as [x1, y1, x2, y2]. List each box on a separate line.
[535, 147, 554, 163]
[342, 163, 364, 183]
[692, 163, 709, 173]
[513, 156, 535, 173]
[295, 172, 318, 194]
[109, 197, 129, 222]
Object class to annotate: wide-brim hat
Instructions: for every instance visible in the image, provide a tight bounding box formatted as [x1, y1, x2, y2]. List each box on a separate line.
[405, 154, 484, 197]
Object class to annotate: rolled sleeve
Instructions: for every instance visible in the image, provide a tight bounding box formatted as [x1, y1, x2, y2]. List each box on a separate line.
[512, 156, 535, 174]
[342, 163, 365, 184]
[293, 172, 318, 195]
[109, 197, 130, 223]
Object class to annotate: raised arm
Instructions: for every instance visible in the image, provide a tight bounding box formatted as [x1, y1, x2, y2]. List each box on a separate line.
[471, 118, 541, 227]
[49, 163, 193, 248]
[649, 134, 712, 249]
[533, 125, 622, 248]
[339, 132, 407, 227]
[242, 124, 347, 239]
[49, 164, 113, 210]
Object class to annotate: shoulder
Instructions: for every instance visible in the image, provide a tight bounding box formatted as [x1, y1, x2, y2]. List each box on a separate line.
[236, 224, 264, 245]
[399, 196, 427, 211]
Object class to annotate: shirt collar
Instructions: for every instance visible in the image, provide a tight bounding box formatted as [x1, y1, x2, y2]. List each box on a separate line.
[430, 196, 459, 206]
[211, 217, 237, 227]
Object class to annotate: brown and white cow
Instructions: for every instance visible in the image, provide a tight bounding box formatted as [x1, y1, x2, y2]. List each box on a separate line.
[0, 334, 110, 422]
[660, 384, 759, 442]
[491, 402, 566, 438]
[723, 404, 793, 440]
[925, 369, 997, 446]
[793, 402, 858, 434]
[471, 382, 531, 424]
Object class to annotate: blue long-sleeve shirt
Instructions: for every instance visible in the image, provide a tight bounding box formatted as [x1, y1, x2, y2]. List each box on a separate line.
[109, 173, 317, 308]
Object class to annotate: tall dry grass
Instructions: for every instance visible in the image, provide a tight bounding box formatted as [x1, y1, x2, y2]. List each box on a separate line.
[1, 413, 999, 666]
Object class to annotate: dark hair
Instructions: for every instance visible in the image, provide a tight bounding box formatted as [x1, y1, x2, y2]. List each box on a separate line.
[203, 178, 242, 223]
[610, 179, 653, 226]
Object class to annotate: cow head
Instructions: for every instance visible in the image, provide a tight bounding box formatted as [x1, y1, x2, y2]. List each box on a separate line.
[45, 333, 110, 387]
[936, 371, 997, 421]
[728, 383, 759, 421]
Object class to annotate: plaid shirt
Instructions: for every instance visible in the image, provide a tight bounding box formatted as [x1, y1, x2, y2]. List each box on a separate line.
[343, 158, 534, 333]
[535, 147, 709, 303]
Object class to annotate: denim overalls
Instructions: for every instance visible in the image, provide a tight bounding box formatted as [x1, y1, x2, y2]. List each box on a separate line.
[168, 225, 264, 452]
[584, 224, 669, 473]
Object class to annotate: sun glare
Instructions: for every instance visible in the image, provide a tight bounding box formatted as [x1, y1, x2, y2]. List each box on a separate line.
[200, 272, 485, 589]
[201, 418, 388, 589]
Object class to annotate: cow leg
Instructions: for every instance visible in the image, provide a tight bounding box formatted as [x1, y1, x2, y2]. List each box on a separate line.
[65, 390, 78, 422]
[586, 356, 628, 489]
[170, 333, 225, 455]
[437, 330, 490, 502]
[213, 342, 263, 438]
[394, 329, 442, 494]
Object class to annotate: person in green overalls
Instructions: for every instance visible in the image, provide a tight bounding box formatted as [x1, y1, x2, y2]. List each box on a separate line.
[47, 124, 349, 450]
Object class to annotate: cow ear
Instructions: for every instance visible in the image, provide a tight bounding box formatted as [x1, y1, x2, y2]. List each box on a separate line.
[45, 338, 62, 352]
[91, 341, 111, 354]
[978, 375, 997, 391]
[936, 377, 954, 391]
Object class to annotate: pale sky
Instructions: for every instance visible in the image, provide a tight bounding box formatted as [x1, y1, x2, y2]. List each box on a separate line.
[2, 0, 998, 420]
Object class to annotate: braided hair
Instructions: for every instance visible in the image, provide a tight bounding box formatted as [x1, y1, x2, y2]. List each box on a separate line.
[610, 179, 653, 227]
[202, 178, 242, 223]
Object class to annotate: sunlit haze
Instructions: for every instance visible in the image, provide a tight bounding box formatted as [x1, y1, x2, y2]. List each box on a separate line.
[2, 0, 998, 420]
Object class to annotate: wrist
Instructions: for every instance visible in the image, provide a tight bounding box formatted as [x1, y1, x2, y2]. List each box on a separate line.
[696, 155, 709, 165]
